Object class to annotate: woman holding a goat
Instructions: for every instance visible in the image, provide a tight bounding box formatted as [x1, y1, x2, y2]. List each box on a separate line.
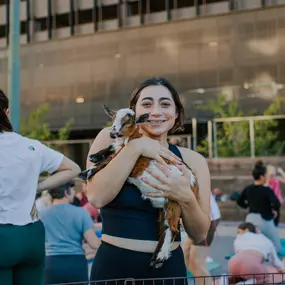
[85, 77, 211, 284]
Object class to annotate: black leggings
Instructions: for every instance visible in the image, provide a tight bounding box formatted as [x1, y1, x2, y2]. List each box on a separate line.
[44, 255, 88, 285]
[90, 241, 187, 285]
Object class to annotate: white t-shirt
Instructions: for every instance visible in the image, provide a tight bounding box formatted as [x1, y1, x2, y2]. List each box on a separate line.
[0, 132, 64, 225]
[234, 232, 284, 270]
[210, 193, 221, 221]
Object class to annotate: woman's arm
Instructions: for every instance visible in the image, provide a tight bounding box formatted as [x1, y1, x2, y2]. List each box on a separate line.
[38, 157, 81, 192]
[267, 239, 284, 270]
[87, 129, 181, 209]
[179, 148, 211, 243]
[86, 128, 141, 208]
[237, 189, 248, 209]
[83, 228, 101, 250]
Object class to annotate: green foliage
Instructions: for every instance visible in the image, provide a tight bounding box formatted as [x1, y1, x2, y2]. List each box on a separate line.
[105, 121, 112, 128]
[20, 103, 73, 141]
[196, 94, 285, 157]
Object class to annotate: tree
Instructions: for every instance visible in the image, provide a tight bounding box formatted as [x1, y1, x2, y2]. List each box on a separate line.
[196, 95, 285, 157]
[20, 103, 73, 141]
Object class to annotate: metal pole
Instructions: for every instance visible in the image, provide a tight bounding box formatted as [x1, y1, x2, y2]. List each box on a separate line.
[213, 120, 218, 158]
[249, 118, 255, 158]
[192, 118, 197, 151]
[207, 120, 213, 158]
[8, 0, 21, 133]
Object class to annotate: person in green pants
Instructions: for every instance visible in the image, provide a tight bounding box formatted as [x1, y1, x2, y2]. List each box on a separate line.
[0, 90, 81, 285]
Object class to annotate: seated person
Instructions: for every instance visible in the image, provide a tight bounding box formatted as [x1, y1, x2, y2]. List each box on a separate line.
[228, 222, 285, 284]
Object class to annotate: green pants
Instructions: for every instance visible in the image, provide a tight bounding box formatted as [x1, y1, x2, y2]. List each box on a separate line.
[0, 220, 45, 285]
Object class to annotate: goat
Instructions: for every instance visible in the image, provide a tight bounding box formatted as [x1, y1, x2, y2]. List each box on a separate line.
[79, 105, 199, 268]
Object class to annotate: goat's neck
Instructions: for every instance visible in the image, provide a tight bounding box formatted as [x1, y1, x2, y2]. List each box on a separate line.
[129, 127, 143, 141]
[114, 128, 142, 148]
[114, 138, 126, 146]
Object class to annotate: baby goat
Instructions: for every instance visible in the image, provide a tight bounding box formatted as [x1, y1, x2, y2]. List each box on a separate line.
[79, 104, 199, 268]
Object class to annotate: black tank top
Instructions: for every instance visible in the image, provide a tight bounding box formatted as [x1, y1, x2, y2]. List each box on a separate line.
[100, 144, 183, 241]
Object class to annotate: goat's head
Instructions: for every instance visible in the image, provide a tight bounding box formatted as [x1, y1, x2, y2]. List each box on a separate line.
[103, 104, 149, 139]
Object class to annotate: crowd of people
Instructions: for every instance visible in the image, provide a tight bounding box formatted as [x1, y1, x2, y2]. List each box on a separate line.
[1, 76, 285, 285]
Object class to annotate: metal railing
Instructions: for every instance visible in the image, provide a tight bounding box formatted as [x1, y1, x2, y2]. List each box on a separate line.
[48, 273, 285, 285]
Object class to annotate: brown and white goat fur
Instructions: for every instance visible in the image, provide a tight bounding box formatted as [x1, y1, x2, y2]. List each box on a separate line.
[79, 105, 199, 268]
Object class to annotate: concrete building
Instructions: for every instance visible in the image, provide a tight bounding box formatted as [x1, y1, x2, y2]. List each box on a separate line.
[0, 0, 285, 138]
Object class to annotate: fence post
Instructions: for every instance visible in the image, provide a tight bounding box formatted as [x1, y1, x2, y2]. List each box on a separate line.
[213, 120, 218, 158]
[8, 0, 21, 133]
[249, 118, 255, 158]
[192, 118, 197, 151]
[207, 120, 213, 158]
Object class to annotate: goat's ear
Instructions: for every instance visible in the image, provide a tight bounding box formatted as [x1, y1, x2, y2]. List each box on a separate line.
[135, 113, 150, 124]
[102, 104, 116, 118]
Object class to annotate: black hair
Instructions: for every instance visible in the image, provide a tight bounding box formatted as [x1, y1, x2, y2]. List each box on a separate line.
[128, 77, 184, 133]
[48, 183, 71, 200]
[238, 222, 256, 233]
[252, 160, 266, 180]
[0, 90, 13, 132]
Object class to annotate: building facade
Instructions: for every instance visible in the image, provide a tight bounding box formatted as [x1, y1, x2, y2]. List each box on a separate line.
[0, 0, 285, 133]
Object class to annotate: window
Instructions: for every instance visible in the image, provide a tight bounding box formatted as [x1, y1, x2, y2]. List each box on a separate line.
[20, 21, 27, 34]
[0, 24, 5, 38]
[77, 9, 94, 25]
[150, 0, 166, 13]
[127, 1, 139, 16]
[176, 0, 192, 9]
[55, 13, 70, 29]
[102, 4, 118, 21]
[33, 17, 47, 32]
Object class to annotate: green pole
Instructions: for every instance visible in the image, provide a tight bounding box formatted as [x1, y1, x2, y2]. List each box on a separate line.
[8, 0, 21, 133]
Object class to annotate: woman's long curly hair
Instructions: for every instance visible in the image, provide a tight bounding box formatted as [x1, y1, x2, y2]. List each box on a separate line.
[0, 90, 13, 132]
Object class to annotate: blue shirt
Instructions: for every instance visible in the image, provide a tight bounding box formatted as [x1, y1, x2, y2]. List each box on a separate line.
[41, 204, 94, 256]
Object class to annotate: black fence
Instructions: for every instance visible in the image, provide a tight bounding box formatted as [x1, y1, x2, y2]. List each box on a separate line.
[49, 273, 285, 285]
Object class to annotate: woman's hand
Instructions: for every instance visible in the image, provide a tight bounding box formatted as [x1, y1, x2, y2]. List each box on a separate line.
[141, 161, 194, 204]
[129, 137, 181, 166]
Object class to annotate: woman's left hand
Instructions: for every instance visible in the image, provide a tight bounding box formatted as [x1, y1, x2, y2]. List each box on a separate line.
[141, 161, 194, 204]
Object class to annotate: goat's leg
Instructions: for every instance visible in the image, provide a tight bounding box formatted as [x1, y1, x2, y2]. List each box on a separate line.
[149, 201, 181, 268]
[89, 144, 117, 164]
[78, 154, 115, 181]
[149, 207, 175, 268]
[78, 165, 98, 180]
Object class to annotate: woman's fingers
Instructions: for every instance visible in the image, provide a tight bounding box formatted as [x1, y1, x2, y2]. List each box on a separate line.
[145, 167, 169, 184]
[155, 155, 168, 166]
[159, 149, 181, 164]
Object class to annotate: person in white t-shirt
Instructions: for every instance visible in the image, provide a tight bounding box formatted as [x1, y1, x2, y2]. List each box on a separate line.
[182, 193, 221, 285]
[0, 90, 81, 285]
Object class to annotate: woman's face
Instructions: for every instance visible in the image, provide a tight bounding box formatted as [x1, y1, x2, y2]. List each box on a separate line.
[237, 228, 248, 235]
[135, 85, 178, 138]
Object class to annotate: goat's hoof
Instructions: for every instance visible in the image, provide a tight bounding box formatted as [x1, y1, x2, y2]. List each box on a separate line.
[149, 248, 172, 268]
[78, 171, 88, 180]
[149, 256, 164, 268]
[141, 194, 148, 200]
[89, 154, 104, 164]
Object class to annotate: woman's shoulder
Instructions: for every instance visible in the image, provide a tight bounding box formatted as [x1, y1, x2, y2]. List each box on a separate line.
[87, 128, 114, 166]
[177, 147, 208, 171]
